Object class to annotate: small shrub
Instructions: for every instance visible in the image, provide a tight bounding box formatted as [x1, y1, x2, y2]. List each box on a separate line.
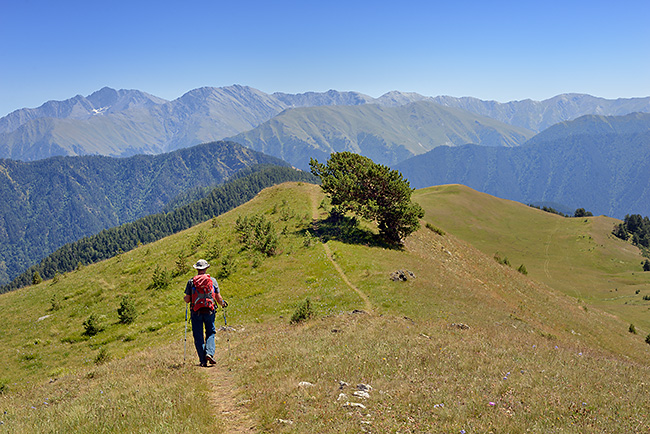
[629, 324, 637, 334]
[644, 259, 650, 272]
[117, 295, 138, 324]
[280, 208, 293, 221]
[290, 298, 314, 324]
[32, 271, 42, 285]
[643, 295, 650, 301]
[190, 230, 207, 252]
[517, 264, 528, 275]
[646, 334, 650, 345]
[251, 254, 263, 269]
[425, 222, 445, 236]
[211, 217, 219, 228]
[219, 254, 237, 279]
[236, 214, 278, 256]
[0, 379, 8, 394]
[83, 314, 104, 336]
[145, 323, 163, 333]
[95, 347, 110, 365]
[174, 253, 190, 276]
[494, 253, 511, 267]
[151, 266, 171, 290]
[20, 353, 37, 362]
[303, 230, 316, 247]
[50, 293, 62, 311]
[207, 240, 223, 260]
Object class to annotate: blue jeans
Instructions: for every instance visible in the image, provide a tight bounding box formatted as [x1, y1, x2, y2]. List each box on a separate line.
[191, 309, 216, 365]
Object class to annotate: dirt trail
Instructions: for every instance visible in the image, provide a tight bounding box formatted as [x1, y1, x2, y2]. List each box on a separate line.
[194, 187, 371, 434]
[309, 190, 373, 312]
[200, 347, 256, 433]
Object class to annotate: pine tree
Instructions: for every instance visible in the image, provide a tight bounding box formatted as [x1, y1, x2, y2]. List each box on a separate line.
[310, 152, 424, 244]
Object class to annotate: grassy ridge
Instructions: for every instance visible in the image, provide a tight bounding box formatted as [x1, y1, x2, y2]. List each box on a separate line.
[1, 182, 649, 433]
[414, 184, 650, 333]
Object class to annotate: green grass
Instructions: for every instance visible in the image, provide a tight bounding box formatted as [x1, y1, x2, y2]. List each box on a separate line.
[415, 184, 650, 332]
[1, 181, 649, 433]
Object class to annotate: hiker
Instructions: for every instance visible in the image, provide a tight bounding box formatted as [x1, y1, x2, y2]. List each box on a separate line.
[183, 259, 227, 367]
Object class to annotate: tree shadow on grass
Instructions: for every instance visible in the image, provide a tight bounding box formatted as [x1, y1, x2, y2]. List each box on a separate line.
[303, 213, 402, 250]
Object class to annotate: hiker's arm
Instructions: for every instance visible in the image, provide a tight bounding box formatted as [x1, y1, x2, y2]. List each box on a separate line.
[183, 280, 192, 304]
[212, 278, 227, 307]
[214, 291, 226, 307]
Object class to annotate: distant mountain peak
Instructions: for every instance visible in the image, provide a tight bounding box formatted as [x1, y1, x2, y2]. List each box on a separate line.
[374, 91, 429, 107]
[3, 85, 650, 161]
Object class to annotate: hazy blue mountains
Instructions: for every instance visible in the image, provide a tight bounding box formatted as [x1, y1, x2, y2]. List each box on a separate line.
[0, 87, 167, 134]
[396, 112, 650, 219]
[4, 85, 649, 162]
[431, 93, 650, 132]
[0, 86, 376, 161]
[229, 100, 535, 169]
[0, 141, 288, 284]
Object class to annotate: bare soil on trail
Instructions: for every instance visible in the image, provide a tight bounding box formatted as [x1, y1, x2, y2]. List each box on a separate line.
[200, 352, 256, 433]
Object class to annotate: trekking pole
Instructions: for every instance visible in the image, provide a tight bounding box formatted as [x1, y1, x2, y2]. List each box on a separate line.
[183, 303, 188, 364]
[222, 304, 231, 356]
[223, 305, 228, 327]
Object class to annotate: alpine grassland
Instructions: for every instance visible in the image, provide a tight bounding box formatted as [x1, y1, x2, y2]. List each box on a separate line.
[1, 182, 649, 433]
[414, 184, 650, 333]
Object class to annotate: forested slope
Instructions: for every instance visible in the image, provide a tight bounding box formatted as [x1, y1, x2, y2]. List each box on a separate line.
[0, 165, 317, 293]
[0, 141, 289, 284]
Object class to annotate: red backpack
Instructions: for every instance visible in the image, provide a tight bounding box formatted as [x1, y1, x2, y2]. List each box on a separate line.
[191, 274, 215, 312]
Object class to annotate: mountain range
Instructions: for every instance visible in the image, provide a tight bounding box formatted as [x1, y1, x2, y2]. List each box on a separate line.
[2, 85, 650, 285]
[395, 112, 650, 218]
[0, 86, 372, 160]
[431, 93, 650, 132]
[2, 85, 649, 162]
[229, 101, 534, 169]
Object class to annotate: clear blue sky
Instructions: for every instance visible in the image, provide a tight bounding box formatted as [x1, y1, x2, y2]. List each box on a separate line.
[1, 0, 649, 117]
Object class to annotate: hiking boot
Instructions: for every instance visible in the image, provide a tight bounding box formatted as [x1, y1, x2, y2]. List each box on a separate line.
[206, 354, 216, 365]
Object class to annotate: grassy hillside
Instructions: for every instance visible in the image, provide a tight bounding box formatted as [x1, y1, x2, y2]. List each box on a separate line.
[0, 141, 291, 285]
[1, 182, 648, 433]
[415, 184, 650, 332]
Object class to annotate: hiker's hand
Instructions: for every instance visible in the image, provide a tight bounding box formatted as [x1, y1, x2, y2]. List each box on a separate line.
[222, 300, 228, 308]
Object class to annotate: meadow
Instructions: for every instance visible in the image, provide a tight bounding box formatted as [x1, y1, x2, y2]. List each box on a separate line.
[415, 184, 650, 332]
[0, 182, 648, 433]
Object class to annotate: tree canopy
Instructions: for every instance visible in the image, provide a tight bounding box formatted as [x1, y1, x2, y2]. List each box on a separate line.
[613, 214, 650, 250]
[310, 152, 424, 244]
